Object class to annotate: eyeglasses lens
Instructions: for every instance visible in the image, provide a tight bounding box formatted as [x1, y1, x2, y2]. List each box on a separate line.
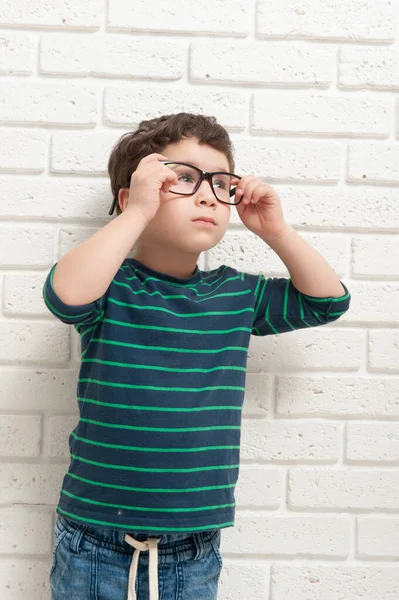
[164, 163, 239, 204]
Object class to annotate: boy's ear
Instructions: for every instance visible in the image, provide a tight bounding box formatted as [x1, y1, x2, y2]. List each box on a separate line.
[118, 188, 129, 212]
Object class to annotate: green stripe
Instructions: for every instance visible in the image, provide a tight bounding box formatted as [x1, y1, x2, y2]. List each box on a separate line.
[108, 297, 252, 317]
[78, 378, 245, 392]
[254, 274, 262, 299]
[61, 489, 235, 513]
[329, 309, 349, 316]
[113, 279, 251, 301]
[43, 267, 98, 321]
[100, 319, 251, 336]
[297, 289, 321, 328]
[57, 507, 234, 531]
[264, 300, 279, 334]
[82, 358, 246, 373]
[283, 280, 296, 331]
[89, 338, 247, 354]
[79, 417, 240, 433]
[71, 431, 240, 452]
[254, 277, 268, 316]
[302, 288, 350, 302]
[122, 267, 236, 290]
[70, 452, 240, 473]
[77, 397, 241, 412]
[67, 471, 236, 492]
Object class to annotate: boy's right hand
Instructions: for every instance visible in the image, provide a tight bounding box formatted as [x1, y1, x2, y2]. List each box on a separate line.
[124, 153, 178, 225]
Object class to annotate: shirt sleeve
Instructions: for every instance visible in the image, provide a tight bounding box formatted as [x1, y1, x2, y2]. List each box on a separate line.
[241, 272, 351, 336]
[42, 263, 106, 326]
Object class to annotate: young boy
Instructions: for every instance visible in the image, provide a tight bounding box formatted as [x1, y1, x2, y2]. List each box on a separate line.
[43, 112, 351, 600]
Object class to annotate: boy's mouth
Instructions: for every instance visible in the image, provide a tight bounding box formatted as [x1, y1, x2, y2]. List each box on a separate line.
[192, 216, 216, 226]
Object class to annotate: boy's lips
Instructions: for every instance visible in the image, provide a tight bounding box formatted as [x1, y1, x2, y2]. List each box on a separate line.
[192, 216, 217, 226]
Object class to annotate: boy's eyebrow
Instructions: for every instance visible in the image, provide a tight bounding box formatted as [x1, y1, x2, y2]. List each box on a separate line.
[184, 160, 230, 172]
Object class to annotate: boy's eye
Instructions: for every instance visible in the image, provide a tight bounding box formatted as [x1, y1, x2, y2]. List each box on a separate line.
[214, 179, 227, 189]
[179, 173, 194, 182]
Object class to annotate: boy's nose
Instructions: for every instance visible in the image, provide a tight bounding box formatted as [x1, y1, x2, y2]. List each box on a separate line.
[195, 180, 217, 206]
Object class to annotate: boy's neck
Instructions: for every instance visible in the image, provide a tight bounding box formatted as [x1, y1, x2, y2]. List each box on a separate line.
[132, 247, 200, 280]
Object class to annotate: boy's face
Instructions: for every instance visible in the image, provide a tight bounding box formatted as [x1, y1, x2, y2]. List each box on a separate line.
[134, 137, 232, 256]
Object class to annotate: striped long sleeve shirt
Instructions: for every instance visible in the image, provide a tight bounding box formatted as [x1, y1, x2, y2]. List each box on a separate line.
[42, 257, 351, 533]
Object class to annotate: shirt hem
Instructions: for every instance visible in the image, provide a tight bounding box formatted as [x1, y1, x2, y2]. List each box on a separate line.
[56, 501, 235, 534]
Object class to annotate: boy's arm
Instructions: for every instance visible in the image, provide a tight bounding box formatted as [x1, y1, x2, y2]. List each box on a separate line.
[51, 206, 148, 306]
[42, 206, 149, 326]
[261, 223, 346, 298]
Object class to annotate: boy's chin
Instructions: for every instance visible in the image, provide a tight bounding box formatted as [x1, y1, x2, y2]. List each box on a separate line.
[184, 239, 222, 254]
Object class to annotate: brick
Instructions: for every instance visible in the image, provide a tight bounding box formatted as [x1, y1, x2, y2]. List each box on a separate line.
[348, 142, 399, 183]
[342, 282, 399, 325]
[346, 422, 399, 463]
[289, 468, 399, 510]
[4, 272, 49, 316]
[248, 329, 363, 372]
[228, 185, 399, 230]
[241, 420, 340, 463]
[257, 0, 397, 41]
[0, 415, 41, 457]
[271, 565, 399, 600]
[0, 508, 52, 554]
[104, 86, 246, 130]
[243, 373, 273, 418]
[51, 132, 119, 174]
[358, 517, 399, 558]
[0, 83, 97, 125]
[0, 129, 45, 172]
[340, 45, 399, 89]
[0, 225, 54, 267]
[191, 41, 333, 85]
[252, 93, 390, 136]
[369, 331, 399, 372]
[234, 466, 282, 508]
[223, 513, 349, 557]
[276, 376, 399, 417]
[0, 369, 79, 411]
[0, 321, 70, 364]
[0, 0, 102, 29]
[46, 415, 78, 457]
[207, 230, 347, 277]
[41, 35, 185, 79]
[0, 463, 67, 504]
[218, 562, 268, 600]
[0, 177, 110, 220]
[108, 0, 250, 34]
[0, 33, 35, 75]
[0, 560, 51, 600]
[233, 138, 341, 182]
[352, 236, 399, 277]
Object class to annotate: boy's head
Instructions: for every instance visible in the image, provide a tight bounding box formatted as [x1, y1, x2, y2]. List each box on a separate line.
[107, 113, 237, 257]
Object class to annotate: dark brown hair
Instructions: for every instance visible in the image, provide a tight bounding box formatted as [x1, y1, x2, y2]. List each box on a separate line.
[107, 112, 235, 216]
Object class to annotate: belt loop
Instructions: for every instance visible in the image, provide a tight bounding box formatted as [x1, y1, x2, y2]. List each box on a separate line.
[193, 532, 205, 561]
[70, 523, 88, 554]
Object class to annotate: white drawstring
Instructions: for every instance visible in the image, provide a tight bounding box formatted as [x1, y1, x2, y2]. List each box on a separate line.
[124, 534, 160, 600]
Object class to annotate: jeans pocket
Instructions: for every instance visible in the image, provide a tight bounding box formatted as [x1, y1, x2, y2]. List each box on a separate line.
[209, 529, 223, 573]
[50, 516, 69, 579]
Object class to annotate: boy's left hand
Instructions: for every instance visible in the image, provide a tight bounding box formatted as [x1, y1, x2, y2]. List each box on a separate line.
[232, 175, 287, 242]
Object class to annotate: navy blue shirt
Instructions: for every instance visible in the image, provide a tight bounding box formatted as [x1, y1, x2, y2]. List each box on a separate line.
[43, 258, 351, 533]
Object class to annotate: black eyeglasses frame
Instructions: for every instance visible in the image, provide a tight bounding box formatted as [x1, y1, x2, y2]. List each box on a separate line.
[108, 160, 242, 216]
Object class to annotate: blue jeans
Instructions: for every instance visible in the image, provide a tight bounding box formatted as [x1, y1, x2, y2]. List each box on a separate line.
[50, 514, 223, 600]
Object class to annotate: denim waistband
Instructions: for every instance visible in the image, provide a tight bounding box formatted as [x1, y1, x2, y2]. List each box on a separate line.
[58, 514, 218, 548]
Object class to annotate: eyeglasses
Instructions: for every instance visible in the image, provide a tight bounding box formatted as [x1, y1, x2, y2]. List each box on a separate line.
[108, 161, 242, 215]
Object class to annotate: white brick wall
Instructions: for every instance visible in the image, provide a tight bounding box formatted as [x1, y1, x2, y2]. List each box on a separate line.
[0, 0, 398, 598]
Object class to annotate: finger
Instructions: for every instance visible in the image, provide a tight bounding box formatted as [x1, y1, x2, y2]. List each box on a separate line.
[250, 183, 265, 203]
[242, 180, 261, 204]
